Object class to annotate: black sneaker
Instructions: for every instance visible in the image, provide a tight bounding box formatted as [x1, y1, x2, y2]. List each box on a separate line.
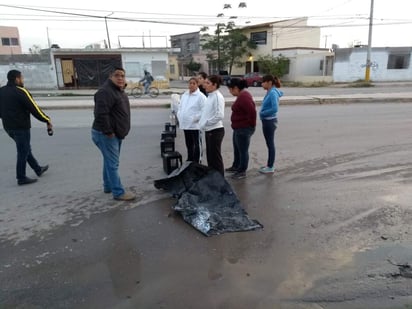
[18, 177, 38, 185]
[231, 171, 246, 180]
[36, 165, 49, 177]
[225, 166, 238, 173]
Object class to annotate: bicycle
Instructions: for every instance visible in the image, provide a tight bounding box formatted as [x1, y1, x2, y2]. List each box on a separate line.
[130, 83, 159, 98]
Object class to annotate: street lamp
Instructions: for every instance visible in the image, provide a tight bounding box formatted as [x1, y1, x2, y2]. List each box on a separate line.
[248, 54, 254, 73]
[105, 12, 114, 49]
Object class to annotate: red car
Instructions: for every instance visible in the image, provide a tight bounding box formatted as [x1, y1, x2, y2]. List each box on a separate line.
[243, 72, 263, 87]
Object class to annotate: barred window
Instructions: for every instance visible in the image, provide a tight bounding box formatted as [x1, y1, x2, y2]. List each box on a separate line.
[387, 54, 410, 69]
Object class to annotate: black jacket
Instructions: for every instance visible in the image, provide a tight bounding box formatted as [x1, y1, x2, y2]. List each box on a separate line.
[0, 81, 50, 130]
[92, 79, 131, 139]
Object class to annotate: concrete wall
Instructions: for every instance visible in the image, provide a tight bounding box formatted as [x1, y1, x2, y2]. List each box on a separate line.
[122, 51, 168, 83]
[0, 63, 56, 89]
[333, 47, 412, 82]
[274, 48, 334, 82]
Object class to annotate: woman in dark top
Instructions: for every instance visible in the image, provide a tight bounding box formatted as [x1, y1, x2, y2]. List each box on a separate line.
[225, 78, 256, 179]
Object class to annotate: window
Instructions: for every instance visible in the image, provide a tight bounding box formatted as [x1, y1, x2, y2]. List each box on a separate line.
[250, 31, 267, 45]
[1, 37, 19, 46]
[186, 41, 195, 52]
[123, 62, 141, 78]
[170, 64, 175, 74]
[387, 54, 410, 69]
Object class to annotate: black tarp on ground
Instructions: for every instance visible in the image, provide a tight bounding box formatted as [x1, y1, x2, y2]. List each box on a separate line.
[154, 162, 263, 236]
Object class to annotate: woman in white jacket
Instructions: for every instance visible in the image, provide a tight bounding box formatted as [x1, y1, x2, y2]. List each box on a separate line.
[177, 77, 206, 163]
[198, 75, 225, 175]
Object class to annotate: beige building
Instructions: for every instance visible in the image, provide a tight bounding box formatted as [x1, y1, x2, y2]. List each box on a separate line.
[231, 17, 322, 76]
[0, 26, 22, 55]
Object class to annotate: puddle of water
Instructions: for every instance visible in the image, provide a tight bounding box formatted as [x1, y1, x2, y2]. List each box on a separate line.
[354, 242, 412, 274]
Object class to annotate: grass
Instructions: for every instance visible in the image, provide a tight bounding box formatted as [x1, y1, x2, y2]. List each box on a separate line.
[283, 81, 333, 87]
[345, 79, 375, 88]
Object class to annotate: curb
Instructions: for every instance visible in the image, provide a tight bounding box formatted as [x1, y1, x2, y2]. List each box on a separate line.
[37, 97, 412, 110]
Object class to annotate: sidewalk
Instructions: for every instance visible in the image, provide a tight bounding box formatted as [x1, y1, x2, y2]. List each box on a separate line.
[30, 81, 412, 109]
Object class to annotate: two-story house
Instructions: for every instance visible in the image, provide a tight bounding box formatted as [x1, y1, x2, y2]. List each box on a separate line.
[235, 17, 334, 82]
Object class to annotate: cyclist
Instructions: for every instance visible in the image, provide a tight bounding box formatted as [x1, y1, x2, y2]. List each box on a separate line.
[139, 70, 154, 94]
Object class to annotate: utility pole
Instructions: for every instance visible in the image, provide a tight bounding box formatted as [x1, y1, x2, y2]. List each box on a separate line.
[46, 27, 51, 48]
[323, 34, 331, 49]
[365, 0, 374, 82]
[217, 23, 221, 73]
[105, 12, 114, 49]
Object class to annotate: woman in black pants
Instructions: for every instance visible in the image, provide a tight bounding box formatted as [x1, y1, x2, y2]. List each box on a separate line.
[199, 75, 225, 175]
[176, 77, 206, 163]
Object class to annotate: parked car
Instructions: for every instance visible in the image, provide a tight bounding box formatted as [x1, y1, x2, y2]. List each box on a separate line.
[243, 72, 263, 87]
[219, 70, 231, 85]
[218, 71, 242, 85]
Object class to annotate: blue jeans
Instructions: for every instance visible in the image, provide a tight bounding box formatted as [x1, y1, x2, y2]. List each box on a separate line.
[144, 82, 151, 94]
[261, 118, 278, 168]
[91, 129, 125, 197]
[6, 129, 42, 180]
[232, 127, 255, 172]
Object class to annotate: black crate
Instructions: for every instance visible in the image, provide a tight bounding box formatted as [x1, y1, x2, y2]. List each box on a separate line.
[161, 130, 175, 140]
[163, 151, 182, 174]
[160, 138, 175, 156]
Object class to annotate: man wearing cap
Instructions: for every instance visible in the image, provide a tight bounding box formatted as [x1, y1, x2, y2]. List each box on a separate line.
[0, 70, 52, 185]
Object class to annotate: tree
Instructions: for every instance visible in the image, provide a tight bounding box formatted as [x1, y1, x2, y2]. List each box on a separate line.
[29, 44, 41, 55]
[257, 54, 290, 77]
[185, 59, 201, 75]
[201, 22, 257, 74]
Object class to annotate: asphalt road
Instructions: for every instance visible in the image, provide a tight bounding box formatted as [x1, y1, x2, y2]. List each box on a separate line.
[1, 103, 412, 308]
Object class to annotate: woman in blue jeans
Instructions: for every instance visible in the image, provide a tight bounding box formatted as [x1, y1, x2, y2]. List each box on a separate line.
[259, 75, 283, 174]
[226, 78, 256, 180]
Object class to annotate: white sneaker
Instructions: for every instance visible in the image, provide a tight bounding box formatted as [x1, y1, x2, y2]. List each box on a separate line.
[259, 166, 275, 174]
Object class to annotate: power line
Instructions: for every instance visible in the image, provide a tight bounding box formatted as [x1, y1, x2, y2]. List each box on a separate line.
[2, 3, 412, 28]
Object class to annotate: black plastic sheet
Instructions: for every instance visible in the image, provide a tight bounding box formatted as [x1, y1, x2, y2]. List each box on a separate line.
[154, 162, 263, 236]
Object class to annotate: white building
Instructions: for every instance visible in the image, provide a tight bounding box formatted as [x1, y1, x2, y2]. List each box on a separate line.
[333, 47, 412, 82]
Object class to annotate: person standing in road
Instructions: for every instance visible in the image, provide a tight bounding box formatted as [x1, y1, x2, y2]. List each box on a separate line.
[199, 75, 225, 175]
[0, 69, 51, 185]
[259, 74, 283, 174]
[92, 67, 136, 201]
[139, 70, 154, 94]
[177, 77, 206, 163]
[226, 78, 256, 180]
[197, 72, 208, 97]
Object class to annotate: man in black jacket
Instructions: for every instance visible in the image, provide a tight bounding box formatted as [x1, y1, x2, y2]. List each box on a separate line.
[92, 67, 136, 201]
[0, 70, 52, 185]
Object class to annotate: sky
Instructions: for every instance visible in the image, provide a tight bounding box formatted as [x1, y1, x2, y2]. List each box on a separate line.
[1, 0, 411, 52]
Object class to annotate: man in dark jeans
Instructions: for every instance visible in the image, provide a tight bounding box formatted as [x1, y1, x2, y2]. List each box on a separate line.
[0, 70, 52, 185]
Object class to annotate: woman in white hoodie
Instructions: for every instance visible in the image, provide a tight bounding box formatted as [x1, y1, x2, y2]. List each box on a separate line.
[177, 77, 206, 163]
[199, 75, 225, 175]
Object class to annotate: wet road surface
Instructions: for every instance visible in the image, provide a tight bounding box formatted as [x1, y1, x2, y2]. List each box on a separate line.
[1, 103, 412, 308]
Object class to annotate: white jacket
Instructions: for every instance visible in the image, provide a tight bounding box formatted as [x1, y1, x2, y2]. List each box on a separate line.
[199, 90, 225, 132]
[177, 88, 206, 130]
